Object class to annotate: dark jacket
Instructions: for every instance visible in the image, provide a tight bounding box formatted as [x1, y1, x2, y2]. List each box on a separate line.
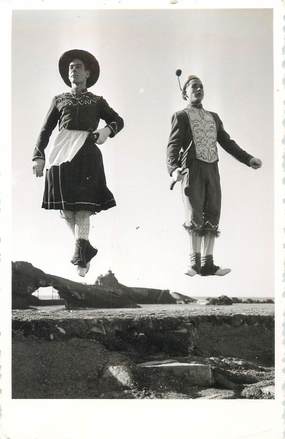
[33, 91, 124, 161]
[167, 108, 253, 175]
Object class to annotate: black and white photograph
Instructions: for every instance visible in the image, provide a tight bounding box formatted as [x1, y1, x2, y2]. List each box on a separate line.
[1, 2, 283, 439]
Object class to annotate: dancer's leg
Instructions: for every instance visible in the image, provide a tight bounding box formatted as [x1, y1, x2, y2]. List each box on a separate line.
[74, 210, 91, 240]
[185, 230, 202, 276]
[181, 165, 204, 277]
[72, 211, 98, 277]
[201, 232, 216, 274]
[200, 164, 230, 276]
[201, 232, 230, 276]
[203, 232, 215, 256]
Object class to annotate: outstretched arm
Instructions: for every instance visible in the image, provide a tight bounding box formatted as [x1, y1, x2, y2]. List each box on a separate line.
[214, 113, 262, 169]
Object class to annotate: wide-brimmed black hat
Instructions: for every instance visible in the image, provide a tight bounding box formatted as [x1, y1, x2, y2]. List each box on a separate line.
[58, 49, 100, 88]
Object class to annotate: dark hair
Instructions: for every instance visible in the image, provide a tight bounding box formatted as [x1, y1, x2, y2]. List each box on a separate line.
[182, 75, 202, 100]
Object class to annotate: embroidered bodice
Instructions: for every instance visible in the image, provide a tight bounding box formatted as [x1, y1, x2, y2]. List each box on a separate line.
[33, 91, 124, 161]
[185, 106, 218, 163]
[167, 108, 254, 176]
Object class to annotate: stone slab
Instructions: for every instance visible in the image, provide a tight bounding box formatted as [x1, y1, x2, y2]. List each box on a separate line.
[138, 361, 214, 387]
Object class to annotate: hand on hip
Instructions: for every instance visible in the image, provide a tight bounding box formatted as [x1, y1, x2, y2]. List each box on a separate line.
[93, 127, 111, 145]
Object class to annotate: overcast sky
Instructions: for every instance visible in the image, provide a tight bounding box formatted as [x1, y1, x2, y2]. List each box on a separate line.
[12, 9, 273, 296]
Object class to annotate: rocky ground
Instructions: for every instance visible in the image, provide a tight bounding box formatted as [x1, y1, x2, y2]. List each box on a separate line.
[12, 261, 195, 309]
[12, 303, 274, 399]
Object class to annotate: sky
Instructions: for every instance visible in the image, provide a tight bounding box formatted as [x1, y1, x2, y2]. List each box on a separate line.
[12, 9, 274, 296]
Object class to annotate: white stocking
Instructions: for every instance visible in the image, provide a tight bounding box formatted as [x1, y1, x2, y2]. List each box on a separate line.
[187, 230, 202, 255]
[74, 211, 91, 240]
[203, 232, 215, 257]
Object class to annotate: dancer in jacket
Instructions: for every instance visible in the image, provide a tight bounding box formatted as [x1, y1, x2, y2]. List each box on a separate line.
[33, 49, 124, 276]
[167, 74, 261, 276]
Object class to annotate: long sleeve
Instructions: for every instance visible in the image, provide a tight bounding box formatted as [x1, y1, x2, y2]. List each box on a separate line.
[32, 97, 60, 161]
[167, 112, 185, 176]
[214, 113, 253, 166]
[99, 97, 124, 138]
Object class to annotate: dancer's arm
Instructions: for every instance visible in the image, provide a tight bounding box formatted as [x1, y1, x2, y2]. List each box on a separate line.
[214, 113, 261, 168]
[32, 97, 60, 162]
[167, 112, 185, 176]
[95, 97, 124, 144]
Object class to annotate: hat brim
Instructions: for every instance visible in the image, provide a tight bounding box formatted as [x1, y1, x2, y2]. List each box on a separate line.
[59, 49, 100, 88]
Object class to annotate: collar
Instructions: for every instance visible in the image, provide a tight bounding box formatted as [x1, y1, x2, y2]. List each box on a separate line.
[187, 102, 203, 109]
[70, 88, 88, 96]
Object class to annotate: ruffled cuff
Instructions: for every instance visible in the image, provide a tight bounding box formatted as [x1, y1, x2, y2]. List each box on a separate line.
[183, 220, 220, 237]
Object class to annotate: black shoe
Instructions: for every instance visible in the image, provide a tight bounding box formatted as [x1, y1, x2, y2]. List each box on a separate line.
[185, 264, 200, 277]
[185, 252, 201, 277]
[200, 263, 220, 276]
[71, 239, 98, 268]
[201, 255, 231, 276]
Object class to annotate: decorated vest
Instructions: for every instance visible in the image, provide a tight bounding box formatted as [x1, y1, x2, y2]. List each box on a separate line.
[185, 106, 218, 163]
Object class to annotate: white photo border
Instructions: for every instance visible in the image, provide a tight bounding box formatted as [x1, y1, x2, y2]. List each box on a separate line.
[1, 1, 283, 438]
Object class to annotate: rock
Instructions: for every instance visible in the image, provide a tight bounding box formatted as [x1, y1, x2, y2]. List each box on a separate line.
[212, 368, 241, 390]
[260, 385, 275, 397]
[12, 261, 139, 309]
[241, 380, 275, 399]
[96, 271, 196, 304]
[242, 298, 274, 304]
[12, 337, 140, 398]
[169, 291, 197, 304]
[206, 295, 233, 306]
[103, 364, 136, 389]
[12, 294, 41, 309]
[12, 262, 50, 297]
[137, 360, 214, 391]
[12, 311, 275, 399]
[231, 297, 274, 304]
[231, 315, 244, 327]
[197, 388, 237, 399]
[12, 262, 196, 309]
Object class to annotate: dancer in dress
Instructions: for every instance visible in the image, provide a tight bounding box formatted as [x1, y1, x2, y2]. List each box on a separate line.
[167, 73, 262, 276]
[33, 49, 124, 276]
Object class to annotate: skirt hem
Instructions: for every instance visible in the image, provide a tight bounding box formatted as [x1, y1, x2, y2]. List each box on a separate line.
[41, 199, 116, 213]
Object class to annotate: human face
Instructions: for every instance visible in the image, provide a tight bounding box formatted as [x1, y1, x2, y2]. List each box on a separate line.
[186, 79, 204, 105]
[68, 58, 90, 87]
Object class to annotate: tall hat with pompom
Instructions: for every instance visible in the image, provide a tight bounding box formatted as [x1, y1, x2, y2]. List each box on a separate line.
[175, 69, 201, 100]
[175, 69, 183, 91]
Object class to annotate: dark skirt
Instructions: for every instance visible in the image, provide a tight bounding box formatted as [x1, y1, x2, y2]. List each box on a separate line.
[42, 136, 116, 213]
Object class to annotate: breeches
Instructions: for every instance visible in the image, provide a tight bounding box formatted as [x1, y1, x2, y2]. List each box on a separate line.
[182, 160, 221, 236]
